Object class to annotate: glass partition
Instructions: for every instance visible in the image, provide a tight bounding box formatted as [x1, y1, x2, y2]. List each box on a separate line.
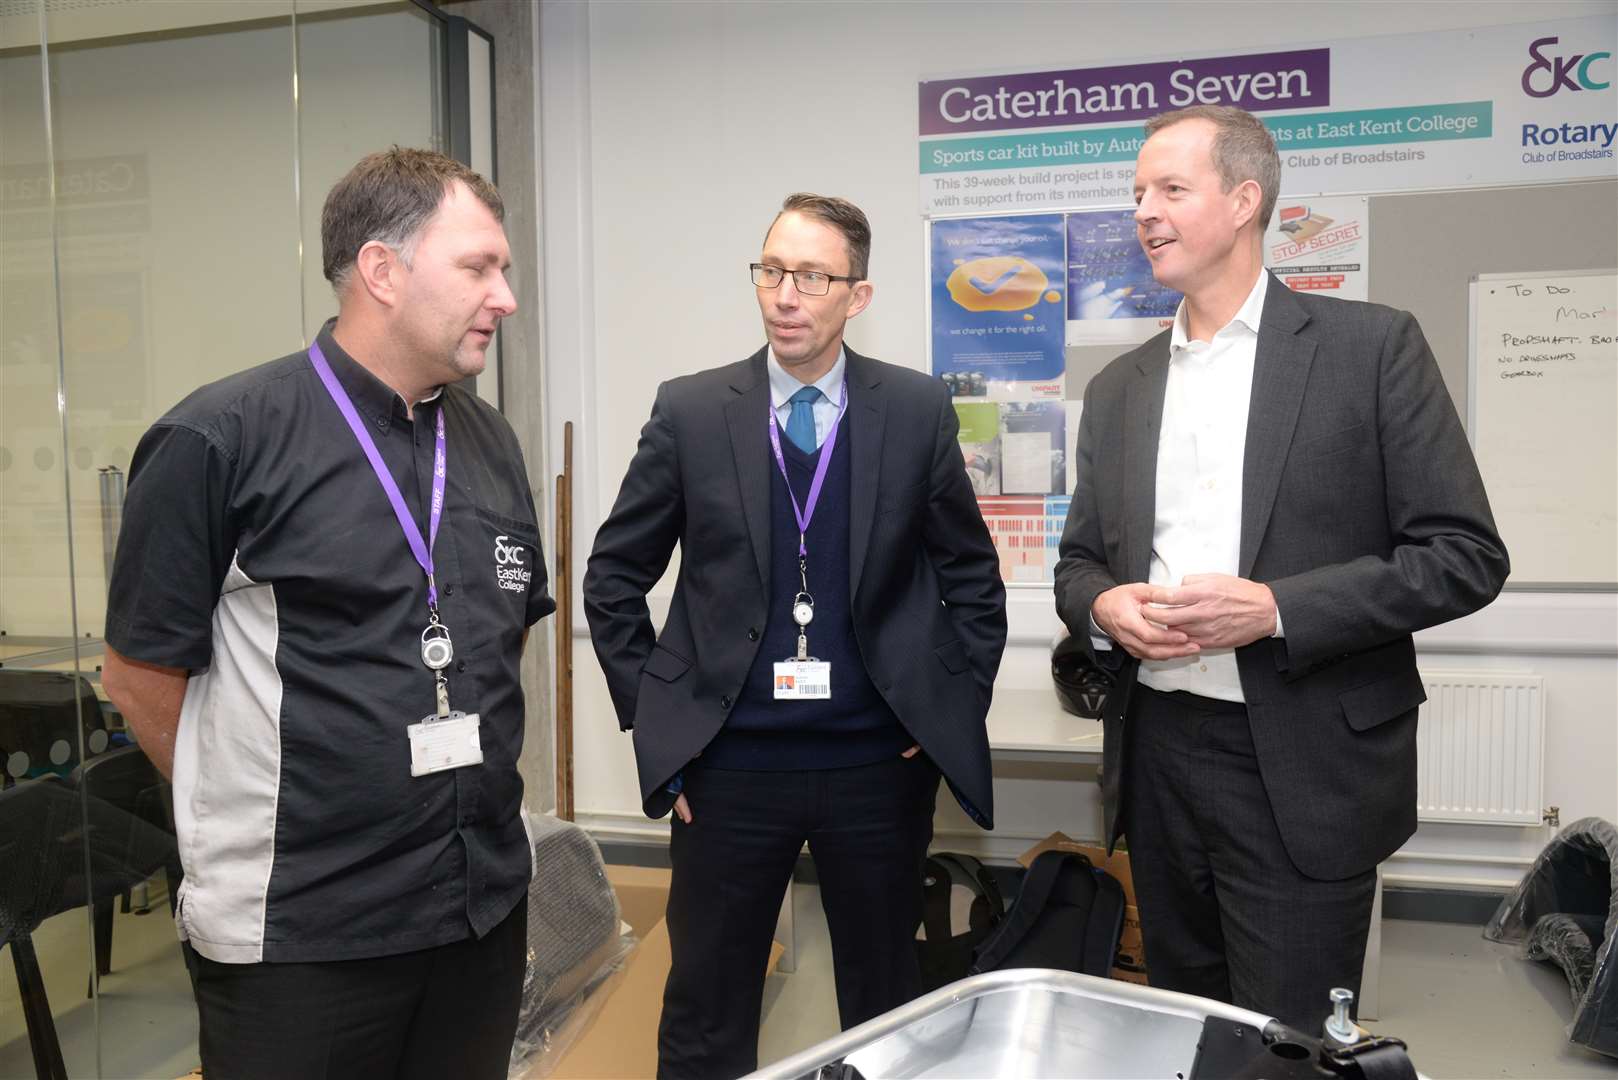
[0, 2, 457, 1074]
[1, 4, 102, 1077]
[296, 4, 446, 342]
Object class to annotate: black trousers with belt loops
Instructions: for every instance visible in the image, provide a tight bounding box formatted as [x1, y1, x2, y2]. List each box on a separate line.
[183, 896, 527, 1080]
[657, 754, 940, 1080]
[1123, 686, 1377, 1033]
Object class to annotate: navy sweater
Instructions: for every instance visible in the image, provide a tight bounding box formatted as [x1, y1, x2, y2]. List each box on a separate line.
[701, 421, 910, 770]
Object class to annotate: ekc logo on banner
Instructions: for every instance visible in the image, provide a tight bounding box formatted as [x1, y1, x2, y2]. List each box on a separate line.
[1522, 36, 1613, 97]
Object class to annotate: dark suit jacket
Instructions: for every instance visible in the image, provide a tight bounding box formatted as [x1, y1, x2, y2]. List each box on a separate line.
[584, 347, 1007, 825]
[1055, 274, 1509, 881]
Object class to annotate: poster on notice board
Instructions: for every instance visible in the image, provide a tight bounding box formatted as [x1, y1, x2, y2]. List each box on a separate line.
[1265, 194, 1369, 300]
[951, 401, 1067, 498]
[1065, 207, 1180, 346]
[977, 495, 1071, 584]
[953, 400, 1070, 584]
[931, 214, 1067, 399]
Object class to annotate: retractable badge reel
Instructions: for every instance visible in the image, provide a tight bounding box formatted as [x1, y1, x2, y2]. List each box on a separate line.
[791, 592, 815, 635]
[421, 622, 455, 671]
[774, 581, 831, 701]
[409, 614, 483, 776]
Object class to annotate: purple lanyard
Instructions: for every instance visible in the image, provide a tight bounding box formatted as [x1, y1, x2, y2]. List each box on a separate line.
[767, 381, 848, 557]
[308, 342, 447, 610]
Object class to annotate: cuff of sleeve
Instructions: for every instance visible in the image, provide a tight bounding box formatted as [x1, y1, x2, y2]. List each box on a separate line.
[1088, 613, 1113, 651]
[1272, 606, 1285, 639]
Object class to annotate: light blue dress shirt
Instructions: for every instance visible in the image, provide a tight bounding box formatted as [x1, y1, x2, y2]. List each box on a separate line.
[767, 348, 845, 451]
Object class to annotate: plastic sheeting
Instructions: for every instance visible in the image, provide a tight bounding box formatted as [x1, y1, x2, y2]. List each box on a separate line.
[507, 813, 635, 1078]
[1484, 816, 1617, 1058]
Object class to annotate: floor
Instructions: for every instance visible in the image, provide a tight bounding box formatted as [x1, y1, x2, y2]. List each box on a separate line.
[2, 883, 1613, 1079]
[0, 896, 197, 1080]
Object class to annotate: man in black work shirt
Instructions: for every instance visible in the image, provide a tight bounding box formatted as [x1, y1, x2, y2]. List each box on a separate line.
[102, 148, 554, 1080]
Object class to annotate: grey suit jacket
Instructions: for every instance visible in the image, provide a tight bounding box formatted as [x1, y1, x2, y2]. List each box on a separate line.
[1054, 273, 1509, 880]
[585, 347, 1007, 825]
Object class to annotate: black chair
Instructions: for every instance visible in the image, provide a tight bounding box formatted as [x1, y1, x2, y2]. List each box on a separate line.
[69, 744, 182, 990]
[0, 670, 109, 787]
[1, 776, 80, 1080]
[1, 768, 180, 1080]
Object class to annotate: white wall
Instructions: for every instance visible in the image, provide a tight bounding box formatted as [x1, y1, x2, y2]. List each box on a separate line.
[539, 0, 1618, 885]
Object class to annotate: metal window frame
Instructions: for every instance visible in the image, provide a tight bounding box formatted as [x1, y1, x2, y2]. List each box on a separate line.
[403, 0, 495, 176]
[406, 0, 502, 409]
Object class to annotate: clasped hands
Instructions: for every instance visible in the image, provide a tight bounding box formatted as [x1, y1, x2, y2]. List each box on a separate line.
[1091, 574, 1277, 661]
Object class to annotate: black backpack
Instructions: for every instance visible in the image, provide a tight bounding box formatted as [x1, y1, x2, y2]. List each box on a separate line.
[916, 852, 1007, 992]
[915, 849, 1127, 991]
[971, 849, 1127, 979]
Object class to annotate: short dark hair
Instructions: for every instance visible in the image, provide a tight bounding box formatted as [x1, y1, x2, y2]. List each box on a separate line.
[321, 146, 503, 289]
[1144, 105, 1280, 228]
[768, 193, 871, 280]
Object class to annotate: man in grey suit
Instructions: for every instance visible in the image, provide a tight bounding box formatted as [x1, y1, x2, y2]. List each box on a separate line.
[585, 194, 1005, 1078]
[1055, 105, 1508, 1030]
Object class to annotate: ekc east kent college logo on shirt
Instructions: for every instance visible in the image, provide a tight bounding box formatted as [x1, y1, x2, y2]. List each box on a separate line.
[494, 534, 532, 595]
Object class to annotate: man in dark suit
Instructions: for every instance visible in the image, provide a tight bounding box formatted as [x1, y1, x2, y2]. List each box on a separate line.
[1055, 106, 1508, 1031]
[585, 193, 1006, 1079]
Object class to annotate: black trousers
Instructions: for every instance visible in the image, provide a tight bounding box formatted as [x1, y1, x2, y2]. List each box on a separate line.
[658, 755, 940, 1080]
[1123, 687, 1376, 1033]
[182, 895, 527, 1080]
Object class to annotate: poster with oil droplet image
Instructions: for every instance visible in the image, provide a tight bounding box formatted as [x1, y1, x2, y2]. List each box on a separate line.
[931, 214, 1067, 399]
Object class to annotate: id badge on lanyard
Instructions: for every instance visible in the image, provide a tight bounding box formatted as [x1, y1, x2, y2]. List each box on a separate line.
[407, 619, 483, 776]
[768, 383, 845, 702]
[308, 342, 483, 775]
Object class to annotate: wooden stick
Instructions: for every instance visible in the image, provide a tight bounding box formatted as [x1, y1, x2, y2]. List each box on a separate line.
[554, 421, 575, 821]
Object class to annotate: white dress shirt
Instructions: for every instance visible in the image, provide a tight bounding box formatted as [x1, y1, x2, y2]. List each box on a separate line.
[1091, 271, 1285, 702]
[1136, 269, 1270, 701]
[767, 348, 846, 450]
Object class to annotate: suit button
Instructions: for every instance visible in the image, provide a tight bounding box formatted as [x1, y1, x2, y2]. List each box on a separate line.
[720, 695, 733, 710]
[456, 660, 468, 673]
[747, 628, 759, 641]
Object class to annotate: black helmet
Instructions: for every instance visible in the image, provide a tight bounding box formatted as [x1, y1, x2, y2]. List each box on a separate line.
[1052, 630, 1113, 719]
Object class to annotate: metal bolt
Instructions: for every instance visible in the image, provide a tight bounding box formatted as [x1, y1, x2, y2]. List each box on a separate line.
[1325, 987, 1357, 1044]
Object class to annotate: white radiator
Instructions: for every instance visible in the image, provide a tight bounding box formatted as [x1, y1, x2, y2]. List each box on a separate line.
[1415, 672, 1545, 826]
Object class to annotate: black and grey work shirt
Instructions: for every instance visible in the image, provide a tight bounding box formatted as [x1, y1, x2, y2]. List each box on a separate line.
[106, 323, 554, 964]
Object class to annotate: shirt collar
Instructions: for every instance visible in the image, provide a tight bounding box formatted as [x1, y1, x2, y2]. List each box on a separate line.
[766, 346, 846, 408]
[1169, 269, 1269, 352]
[316, 319, 442, 429]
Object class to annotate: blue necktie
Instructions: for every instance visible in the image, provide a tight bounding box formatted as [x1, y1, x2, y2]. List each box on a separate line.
[785, 386, 821, 453]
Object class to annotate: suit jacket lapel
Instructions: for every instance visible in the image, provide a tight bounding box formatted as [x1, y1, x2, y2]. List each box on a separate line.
[846, 349, 884, 600]
[1240, 274, 1316, 578]
[724, 349, 773, 591]
[1124, 342, 1171, 584]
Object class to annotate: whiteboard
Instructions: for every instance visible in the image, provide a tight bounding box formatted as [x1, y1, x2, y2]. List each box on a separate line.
[1469, 270, 1618, 589]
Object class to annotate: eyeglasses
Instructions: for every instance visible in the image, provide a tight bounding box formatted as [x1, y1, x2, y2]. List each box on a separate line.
[750, 263, 860, 296]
